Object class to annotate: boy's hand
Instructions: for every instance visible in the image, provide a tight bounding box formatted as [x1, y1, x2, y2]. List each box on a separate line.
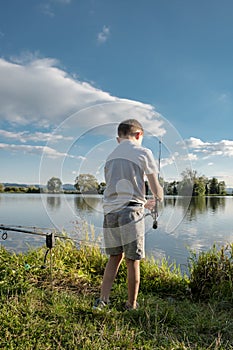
[144, 199, 156, 210]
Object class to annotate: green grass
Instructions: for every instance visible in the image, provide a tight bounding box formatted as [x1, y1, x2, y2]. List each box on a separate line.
[1, 239, 233, 349]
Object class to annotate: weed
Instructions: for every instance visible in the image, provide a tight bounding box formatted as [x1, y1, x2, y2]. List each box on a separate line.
[1, 240, 233, 349]
[189, 244, 233, 302]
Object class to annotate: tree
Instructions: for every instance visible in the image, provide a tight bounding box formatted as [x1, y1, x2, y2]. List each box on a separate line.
[47, 177, 62, 193]
[74, 174, 99, 193]
[27, 186, 40, 193]
[98, 182, 106, 194]
[165, 181, 178, 195]
[218, 181, 226, 196]
[193, 176, 206, 196]
[178, 168, 195, 196]
[209, 177, 218, 195]
[0, 183, 4, 192]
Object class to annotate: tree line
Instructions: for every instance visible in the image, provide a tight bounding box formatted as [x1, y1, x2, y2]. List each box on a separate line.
[161, 169, 227, 196]
[0, 184, 40, 193]
[0, 169, 230, 196]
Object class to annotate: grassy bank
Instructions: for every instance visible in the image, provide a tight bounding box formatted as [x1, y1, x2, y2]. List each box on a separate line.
[1, 239, 233, 349]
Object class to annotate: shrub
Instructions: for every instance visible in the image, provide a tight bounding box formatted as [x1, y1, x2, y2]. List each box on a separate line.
[188, 244, 233, 302]
[140, 258, 190, 298]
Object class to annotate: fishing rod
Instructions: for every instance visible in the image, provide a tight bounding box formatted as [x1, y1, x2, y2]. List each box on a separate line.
[0, 224, 100, 268]
[0, 224, 65, 268]
[0, 224, 98, 242]
[144, 138, 162, 229]
[0, 224, 64, 240]
[150, 138, 162, 229]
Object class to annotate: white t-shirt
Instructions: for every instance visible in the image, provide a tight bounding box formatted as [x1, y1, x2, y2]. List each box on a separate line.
[103, 140, 158, 213]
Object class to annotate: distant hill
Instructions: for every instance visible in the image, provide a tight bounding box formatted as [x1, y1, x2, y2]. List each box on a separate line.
[226, 188, 233, 195]
[62, 184, 76, 191]
[3, 183, 44, 188]
[2, 183, 76, 191]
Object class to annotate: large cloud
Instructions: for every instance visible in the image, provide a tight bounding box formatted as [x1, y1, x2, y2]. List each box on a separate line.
[0, 56, 193, 193]
[0, 57, 164, 136]
[0, 57, 116, 126]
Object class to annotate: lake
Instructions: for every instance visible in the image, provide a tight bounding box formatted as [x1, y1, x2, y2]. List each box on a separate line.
[0, 193, 233, 272]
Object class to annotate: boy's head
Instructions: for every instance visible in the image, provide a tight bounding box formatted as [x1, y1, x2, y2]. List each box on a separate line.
[117, 119, 144, 142]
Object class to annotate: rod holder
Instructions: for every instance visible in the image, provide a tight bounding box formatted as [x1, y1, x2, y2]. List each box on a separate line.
[46, 232, 55, 249]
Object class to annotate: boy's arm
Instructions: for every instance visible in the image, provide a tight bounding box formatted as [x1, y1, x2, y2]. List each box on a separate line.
[146, 173, 164, 202]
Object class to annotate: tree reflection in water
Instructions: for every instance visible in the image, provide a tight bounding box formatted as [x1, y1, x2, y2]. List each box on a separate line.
[74, 195, 103, 214]
[161, 196, 226, 222]
[46, 196, 61, 210]
[184, 196, 225, 221]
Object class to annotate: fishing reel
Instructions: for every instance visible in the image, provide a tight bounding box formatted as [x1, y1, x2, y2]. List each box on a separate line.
[144, 206, 158, 229]
[150, 208, 158, 230]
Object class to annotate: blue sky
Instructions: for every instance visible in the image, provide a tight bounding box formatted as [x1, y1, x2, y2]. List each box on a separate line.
[0, 0, 233, 186]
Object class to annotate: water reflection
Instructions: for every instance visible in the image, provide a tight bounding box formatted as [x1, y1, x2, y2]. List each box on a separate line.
[73, 195, 102, 213]
[46, 196, 61, 209]
[162, 196, 226, 222]
[186, 197, 226, 221]
[163, 197, 177, 207]
[1, 194, 232, 268]
[208, 196, 226, 212]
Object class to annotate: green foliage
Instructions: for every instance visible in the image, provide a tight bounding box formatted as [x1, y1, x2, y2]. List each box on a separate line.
[165, 181, 178, 195]
[4, 186, 28, 193]
[218, 181, 227, 195]
[26, 186, 40, 193]
[98, 181, 106, 194]
[164, 169, 227, 197]
[140, 258, 189, 298]
[47, 177, 62, 193]
[0, 246, 44, 294]
[209, 177, 219, 195]
[193, 176, 206, 196]
[75, 173, 99, 193]
[189, 244, 233, 302]
[178, 168, 195, 196]
[1, 241, 233, 349]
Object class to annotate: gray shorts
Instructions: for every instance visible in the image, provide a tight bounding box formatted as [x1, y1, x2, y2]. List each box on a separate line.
[103, 206, 145, 260]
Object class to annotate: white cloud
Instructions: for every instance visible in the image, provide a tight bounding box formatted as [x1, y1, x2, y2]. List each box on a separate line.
[40, 0, 72, 16]
[0, 57, 114, 126]
[185, 137, 233, 158]
[187, 153, 198, 161]
[97, 25, 110, 44]
[0, 142, 76, 159]
[39, 3, 55, 17]
[0, 129, 73, 143]
[0, 55, 193, 185]
[0, 56, 165, 136]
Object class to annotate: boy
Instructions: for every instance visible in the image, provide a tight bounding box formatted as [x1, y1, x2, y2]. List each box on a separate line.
[94, 119, 163, 310]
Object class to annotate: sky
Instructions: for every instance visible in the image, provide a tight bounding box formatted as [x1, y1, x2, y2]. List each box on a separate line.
[0, 0, 233, 186]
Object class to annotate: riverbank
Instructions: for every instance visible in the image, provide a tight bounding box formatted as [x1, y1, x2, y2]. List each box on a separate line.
[1, 240, 233, 349]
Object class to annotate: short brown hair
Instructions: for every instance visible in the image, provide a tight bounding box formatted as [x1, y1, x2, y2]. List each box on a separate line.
[118, 119, 144, 137]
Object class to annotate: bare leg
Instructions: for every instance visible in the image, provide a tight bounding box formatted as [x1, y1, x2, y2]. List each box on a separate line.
[126, 258, 140, 309]
[100, 253, 123, 302]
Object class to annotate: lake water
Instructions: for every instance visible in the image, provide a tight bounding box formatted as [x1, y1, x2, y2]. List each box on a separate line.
[0, 193, 233, 272]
